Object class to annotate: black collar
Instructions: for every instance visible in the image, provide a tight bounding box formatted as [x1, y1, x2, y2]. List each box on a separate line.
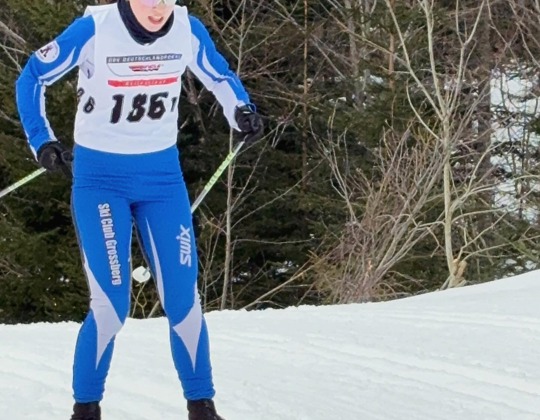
[117, 0, 174, 45]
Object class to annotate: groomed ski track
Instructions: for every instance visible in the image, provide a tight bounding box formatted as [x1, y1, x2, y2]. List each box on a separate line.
[1, 270, 540, 419]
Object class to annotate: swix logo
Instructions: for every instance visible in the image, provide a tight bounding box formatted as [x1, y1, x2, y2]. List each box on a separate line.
[129, 64, 162, 73]
[177, 225, 192, 267]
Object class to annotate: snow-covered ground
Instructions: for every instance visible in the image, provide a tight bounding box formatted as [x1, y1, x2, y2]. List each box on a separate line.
[1, 270, 540, 419]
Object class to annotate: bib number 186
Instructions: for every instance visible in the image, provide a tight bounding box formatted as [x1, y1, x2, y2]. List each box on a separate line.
[110, 92, 178, 124]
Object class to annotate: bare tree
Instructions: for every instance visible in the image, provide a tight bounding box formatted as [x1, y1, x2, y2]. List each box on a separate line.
[313, 118, 445, 302]
[309, 0, 540, 300]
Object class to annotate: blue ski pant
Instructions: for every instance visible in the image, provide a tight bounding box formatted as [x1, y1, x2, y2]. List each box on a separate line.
[71, 145, 215, 403]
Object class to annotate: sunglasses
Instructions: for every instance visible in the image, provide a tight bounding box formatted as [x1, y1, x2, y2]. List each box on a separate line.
[139, 0, 176, 7]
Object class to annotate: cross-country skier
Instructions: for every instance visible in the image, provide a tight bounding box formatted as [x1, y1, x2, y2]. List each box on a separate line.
[15, 0, 263, 419]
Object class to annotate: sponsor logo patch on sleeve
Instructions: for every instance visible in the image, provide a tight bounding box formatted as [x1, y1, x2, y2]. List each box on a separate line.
[36, 41, 60, 63]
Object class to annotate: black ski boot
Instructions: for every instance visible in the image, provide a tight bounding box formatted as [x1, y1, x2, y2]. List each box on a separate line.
[70, 402, 101, 420]
[187, 399, 225, 420]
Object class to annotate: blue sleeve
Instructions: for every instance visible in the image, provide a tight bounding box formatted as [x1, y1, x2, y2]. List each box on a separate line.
[16, 16, 95, 156]
[187, 15, 251, 130]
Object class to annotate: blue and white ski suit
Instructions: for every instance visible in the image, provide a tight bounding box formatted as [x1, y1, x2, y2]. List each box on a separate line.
[16, 3, 250, 403]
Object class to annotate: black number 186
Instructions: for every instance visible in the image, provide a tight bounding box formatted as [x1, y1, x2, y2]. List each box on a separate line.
[110, 92, 178, 124]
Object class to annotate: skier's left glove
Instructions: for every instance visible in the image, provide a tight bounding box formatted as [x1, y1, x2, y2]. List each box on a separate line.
[234, 105, 264, 144]
[37, 141, 73, 178]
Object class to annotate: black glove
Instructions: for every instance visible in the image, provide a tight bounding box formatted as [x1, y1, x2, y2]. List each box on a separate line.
[234, 105, 264, 143]
[37, 141, 73, 177]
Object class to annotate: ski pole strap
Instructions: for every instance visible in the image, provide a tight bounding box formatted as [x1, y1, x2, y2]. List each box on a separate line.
[190, 140, 245, 212]
[0, 167, 47, 200]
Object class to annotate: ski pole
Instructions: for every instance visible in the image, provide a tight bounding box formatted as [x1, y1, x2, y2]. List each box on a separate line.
[189, 140, 245, 212]
[0, 167, 47, 200]
[132, 140, 246, 283]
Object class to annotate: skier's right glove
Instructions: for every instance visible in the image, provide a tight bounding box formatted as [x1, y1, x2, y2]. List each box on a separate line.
[37, 141, 73, 178]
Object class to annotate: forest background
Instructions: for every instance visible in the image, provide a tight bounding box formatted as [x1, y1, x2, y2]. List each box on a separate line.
[1, 0, 540, 323]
